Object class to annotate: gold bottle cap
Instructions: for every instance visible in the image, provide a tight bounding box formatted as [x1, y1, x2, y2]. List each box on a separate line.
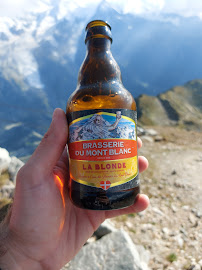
[86, 20, 111, 31]
[85, 20, 112, 44]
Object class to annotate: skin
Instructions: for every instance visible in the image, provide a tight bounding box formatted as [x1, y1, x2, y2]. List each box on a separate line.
[0, 108, 149, 270]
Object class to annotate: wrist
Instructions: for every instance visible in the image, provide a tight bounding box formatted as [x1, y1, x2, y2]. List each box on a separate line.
[0, 237, 44, 270]
[0, 247, 20, 270]
[0, 219, 22, 270]
[0, 222, 42, 270]
[0, 238, 44, 270]
[0, 220, 18, 270]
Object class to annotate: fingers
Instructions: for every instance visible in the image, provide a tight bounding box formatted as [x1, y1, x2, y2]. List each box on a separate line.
[137, 137, 142, 149]
[105, 194, 150, 219]
[139, 156, 149, 173]
[28, 108, 68, 174]
[137, 137, 148, 173]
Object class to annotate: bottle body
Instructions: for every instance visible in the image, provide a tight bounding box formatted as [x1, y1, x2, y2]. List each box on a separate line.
[66, 21, 139, 210]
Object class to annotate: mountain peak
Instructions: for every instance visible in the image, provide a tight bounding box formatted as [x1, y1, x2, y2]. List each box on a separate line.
[137, 79, 202, 130]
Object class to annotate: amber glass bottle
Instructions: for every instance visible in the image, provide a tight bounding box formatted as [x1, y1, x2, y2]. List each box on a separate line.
[66, 20, 139, 210]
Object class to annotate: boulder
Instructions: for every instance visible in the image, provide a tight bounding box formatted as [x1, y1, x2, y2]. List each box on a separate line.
[62, 230, 150, 270]
[0, 181, 15, 199]
[0, 148, 11, 174]
[94, 219, 117, 239]
[8, 156, 24, 183]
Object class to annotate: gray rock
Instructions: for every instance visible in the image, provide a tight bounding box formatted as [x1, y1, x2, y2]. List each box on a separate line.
[8, 156, 24, 183]
[191, 208, 202, 218]
[171, 205, 177, 213]
[141, 224, 154, 233]
[188, 213, 197, 225]
[198, 259, 202, 267]
[174, 180, 185, 188]
[162, 227, 170, 235]
[85, 236, 97, 245]
[137, 210, 146, 217]
[136, 245, 150, 268]
[187, 264, 201, 270]
[152, 207, 165, 216]
[174, 235, 184, 248]
[154, 135, 164, 142]
[145, 129, 158, 136]
[62, 230, 150, 270]
[141, 136, 154, 143]
[193, 264, 201, 270]
[171, 170, 177, 175]
[182, 205, 190, 211]
[126, 221, 134, 229]
[0, 148, 11, 174]
[0, 181, 15, 199]
[180, 227, 188, 237]
[137, 127, 146, 136]
[94, 219, 117, 238]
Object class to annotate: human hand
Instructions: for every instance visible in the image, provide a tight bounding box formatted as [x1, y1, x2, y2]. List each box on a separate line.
[0, 108, 149, 270]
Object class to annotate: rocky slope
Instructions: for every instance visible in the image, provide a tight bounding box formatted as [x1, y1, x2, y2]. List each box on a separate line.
[137, 79, 202, 131]
[113, 126, 202, 270]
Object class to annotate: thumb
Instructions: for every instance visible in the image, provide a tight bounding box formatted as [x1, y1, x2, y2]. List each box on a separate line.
[28, 108, 68, 174]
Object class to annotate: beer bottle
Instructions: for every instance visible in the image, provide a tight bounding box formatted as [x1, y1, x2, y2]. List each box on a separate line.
[66, 20, 139, 210]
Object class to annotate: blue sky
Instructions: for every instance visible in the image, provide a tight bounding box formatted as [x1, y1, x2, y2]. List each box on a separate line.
[1, 0, 202, 18]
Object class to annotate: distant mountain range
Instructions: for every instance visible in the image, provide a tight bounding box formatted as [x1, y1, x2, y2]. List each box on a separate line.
[0, 1, 202, 157]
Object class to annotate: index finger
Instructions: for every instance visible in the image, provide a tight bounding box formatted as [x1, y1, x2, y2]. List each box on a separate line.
[137, 137, 142, 149]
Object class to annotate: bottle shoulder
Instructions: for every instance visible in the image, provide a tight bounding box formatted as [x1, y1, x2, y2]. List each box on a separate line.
[66, 82, 136, 113]
[78, 51, 122, 85]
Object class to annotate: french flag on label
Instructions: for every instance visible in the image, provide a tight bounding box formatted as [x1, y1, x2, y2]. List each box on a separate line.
[100, 181, 111, 190]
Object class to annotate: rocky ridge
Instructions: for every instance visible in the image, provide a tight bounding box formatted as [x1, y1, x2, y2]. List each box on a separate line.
[137, 79, 202, 131]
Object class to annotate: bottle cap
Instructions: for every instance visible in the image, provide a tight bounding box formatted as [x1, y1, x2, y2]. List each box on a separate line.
[85, 20, 112, 44]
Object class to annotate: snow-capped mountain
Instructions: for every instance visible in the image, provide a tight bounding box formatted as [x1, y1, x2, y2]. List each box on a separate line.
[0, 0, 202, 157]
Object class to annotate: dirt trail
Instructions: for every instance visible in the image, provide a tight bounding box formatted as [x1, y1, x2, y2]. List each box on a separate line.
[143, 127, 202, 212]
[112, 126, 202, 270]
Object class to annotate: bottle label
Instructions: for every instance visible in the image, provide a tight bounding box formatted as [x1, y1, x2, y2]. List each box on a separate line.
[67, 109, 138, 190]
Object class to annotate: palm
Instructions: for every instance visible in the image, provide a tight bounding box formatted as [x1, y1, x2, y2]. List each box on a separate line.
[10, 149, 105, 269]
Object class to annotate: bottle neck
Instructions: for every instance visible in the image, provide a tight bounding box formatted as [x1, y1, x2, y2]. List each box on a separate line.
[86, 38, 111, 52]
[77, 38, 122, 87]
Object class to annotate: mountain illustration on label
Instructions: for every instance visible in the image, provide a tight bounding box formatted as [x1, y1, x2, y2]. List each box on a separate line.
[69, 111, 136, 142]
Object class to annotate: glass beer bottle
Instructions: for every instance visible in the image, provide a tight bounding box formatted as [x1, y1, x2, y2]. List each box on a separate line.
[66, 20, 139, 210]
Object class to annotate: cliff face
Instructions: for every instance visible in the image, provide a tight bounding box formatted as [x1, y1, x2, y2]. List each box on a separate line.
[136, 79, 202, 130]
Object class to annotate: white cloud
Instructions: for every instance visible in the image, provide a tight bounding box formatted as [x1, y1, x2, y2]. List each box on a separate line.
[0, 31, 43, 90]
[162, 0, 202, 17]
[36, 16, 55, 37]
[57, 0, 102, 20]
[5, 122, 22, 130]
[106, 0, 164, 15]
[0, 0, 52, 17]
[105, 0, 202, 18]
[1, 0, 202, 19]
